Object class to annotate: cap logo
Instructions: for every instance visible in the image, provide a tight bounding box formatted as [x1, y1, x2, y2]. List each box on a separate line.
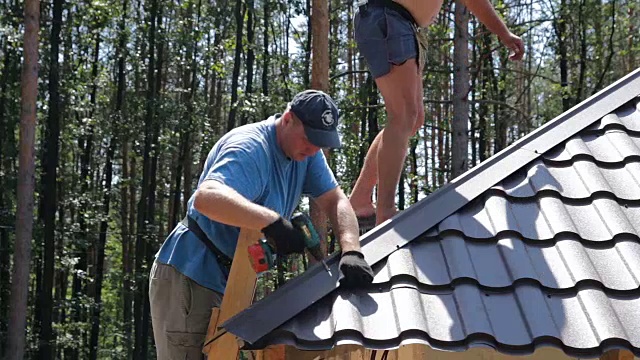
[321, 109, 335, 127]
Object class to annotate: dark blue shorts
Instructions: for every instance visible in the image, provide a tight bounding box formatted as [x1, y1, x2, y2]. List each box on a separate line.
[354, 5, 418, 79]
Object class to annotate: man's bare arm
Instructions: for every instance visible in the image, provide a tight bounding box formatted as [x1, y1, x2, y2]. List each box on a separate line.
[313, 187, 361, 254]
[461, 0, 525, 61]
[193, 179, 279, 230]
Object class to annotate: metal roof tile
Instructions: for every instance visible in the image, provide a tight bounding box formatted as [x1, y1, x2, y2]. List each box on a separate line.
[438, 193, 640, 242]
[262, 284, 640, 354]
[543, 132, 640, 163]
[224, 69, 640, 358]
[495, 159, 640, 200]
[371, 234, 640, 291]
[587, 97, 640, 131]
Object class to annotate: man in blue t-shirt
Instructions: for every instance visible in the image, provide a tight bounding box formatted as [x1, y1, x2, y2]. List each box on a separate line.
[149, 90, 374, 359]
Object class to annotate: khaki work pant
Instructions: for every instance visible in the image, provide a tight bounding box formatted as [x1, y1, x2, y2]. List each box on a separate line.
[149, 261, 223, 360]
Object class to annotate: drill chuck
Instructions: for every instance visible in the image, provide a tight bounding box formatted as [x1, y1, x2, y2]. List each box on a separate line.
[291, 212, 324, 261]
[306, 244, 325, 263]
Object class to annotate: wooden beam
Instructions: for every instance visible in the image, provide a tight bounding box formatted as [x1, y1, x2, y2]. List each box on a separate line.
[285, 345, 371, 360]
[288, 344, 580, 360]
[255, 345, 286, 360]
[204, 228, 262, 360]
[600, 349, 634, 360]
[202, 307, 220, 354]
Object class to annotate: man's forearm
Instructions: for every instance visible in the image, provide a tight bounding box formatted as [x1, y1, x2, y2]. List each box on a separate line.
[462, 0, 510, 40]
[193, 180, 279, 230]
[327, 196, 361, 253]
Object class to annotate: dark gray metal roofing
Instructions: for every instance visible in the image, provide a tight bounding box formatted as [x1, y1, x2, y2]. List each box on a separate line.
[258, 285, 640, 355]
[224, 69, 640, 357]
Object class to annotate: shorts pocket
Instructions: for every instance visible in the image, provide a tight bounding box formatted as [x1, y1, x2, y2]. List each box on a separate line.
[354, 8, 387, 42]
[384, 7, 414, 39]
[166, 331, 205, 359]
[180, 273, 193, 317]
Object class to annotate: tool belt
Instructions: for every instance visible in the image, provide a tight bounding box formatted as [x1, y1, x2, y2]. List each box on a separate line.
[359, 0, 418, 27]
[181, 216, 233, 271]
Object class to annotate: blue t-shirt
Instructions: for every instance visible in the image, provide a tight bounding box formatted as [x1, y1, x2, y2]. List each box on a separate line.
[155, 115, 338, 293]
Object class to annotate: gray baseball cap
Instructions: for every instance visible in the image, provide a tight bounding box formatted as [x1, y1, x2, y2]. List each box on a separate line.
[289, 90, 341, 148]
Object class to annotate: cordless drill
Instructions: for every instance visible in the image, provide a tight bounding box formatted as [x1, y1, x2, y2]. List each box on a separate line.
[248, 212, 328, 273]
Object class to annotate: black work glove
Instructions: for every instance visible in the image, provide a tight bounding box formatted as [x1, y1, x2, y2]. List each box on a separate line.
[339, 250, 374, 288]
[261, 216, 307, 255]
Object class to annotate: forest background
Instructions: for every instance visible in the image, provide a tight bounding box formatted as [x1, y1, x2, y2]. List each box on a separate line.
[0, 0, 638, 358]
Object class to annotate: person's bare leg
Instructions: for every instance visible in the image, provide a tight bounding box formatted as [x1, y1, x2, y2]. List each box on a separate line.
[412, 63, 426, 136]
[349, 130, 383, 218]
[350, 68, 424, 219]
[375, 60, 423, 224]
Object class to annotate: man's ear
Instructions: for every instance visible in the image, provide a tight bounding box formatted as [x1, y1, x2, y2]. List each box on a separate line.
[282, 111, 291, 125]
[284, 111, 296, 127]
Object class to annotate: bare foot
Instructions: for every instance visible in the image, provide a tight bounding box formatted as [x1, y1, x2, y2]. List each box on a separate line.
[376, 207, 398, 225]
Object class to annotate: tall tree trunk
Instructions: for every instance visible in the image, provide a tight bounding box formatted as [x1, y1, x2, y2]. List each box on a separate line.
[553, 0, 571, 111]
[134, 0, 158, 355]
[38, 0, 63, 356]
[409, 138, 418, 203]
[0, 39, 16, 351]
[397, 171, 405, 210]
[422, 122, 430, 194]
[576, 0, 587, 104]
[113, 0, 132, 352]
[428, 110, 436, 188]
[181, 0, 199, 218]
[281, 6, 291, 99]
[208, 0, 229, 134]
[261, 0, 270, 110]
[627, 4, 635, 72]
[243, 0, 255, 125]
[329, 0, 339, 80]
[125, 144, 136, 359]
[363, 75, 379, 167]
[451, 0, 469, 179]
[0, 10, 21, 350]
[72, 30, 101, 358]
[0, 225, 6, 354]
[227, 0, 245, 131]
[309, 0, 329, 255]
[120, 142, 133, 359]
[6, 0, 39, 356]
[54, 181, 67, 342]
[592, 0, 616, 93]
[367, 81, 380, 144]
[142, 22, 165, 353]
[303, 0, 312, 88]
[493, 56, 508, 152]
[90, 0, 128, 356]
[435, 104, 442, 187]
[347, 2, 355, 92]
[169, 147, 182, 231]
[89, 125, 115, 360]
[470, 19, 477, 168]
[478, 26, 491, 162]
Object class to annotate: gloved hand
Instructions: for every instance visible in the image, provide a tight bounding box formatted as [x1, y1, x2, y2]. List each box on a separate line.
[261, 216, 307, 255]
[339, 250, 374, 288]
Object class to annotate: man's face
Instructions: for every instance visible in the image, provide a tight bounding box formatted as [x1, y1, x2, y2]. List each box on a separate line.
[283, 112, 321, 161]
